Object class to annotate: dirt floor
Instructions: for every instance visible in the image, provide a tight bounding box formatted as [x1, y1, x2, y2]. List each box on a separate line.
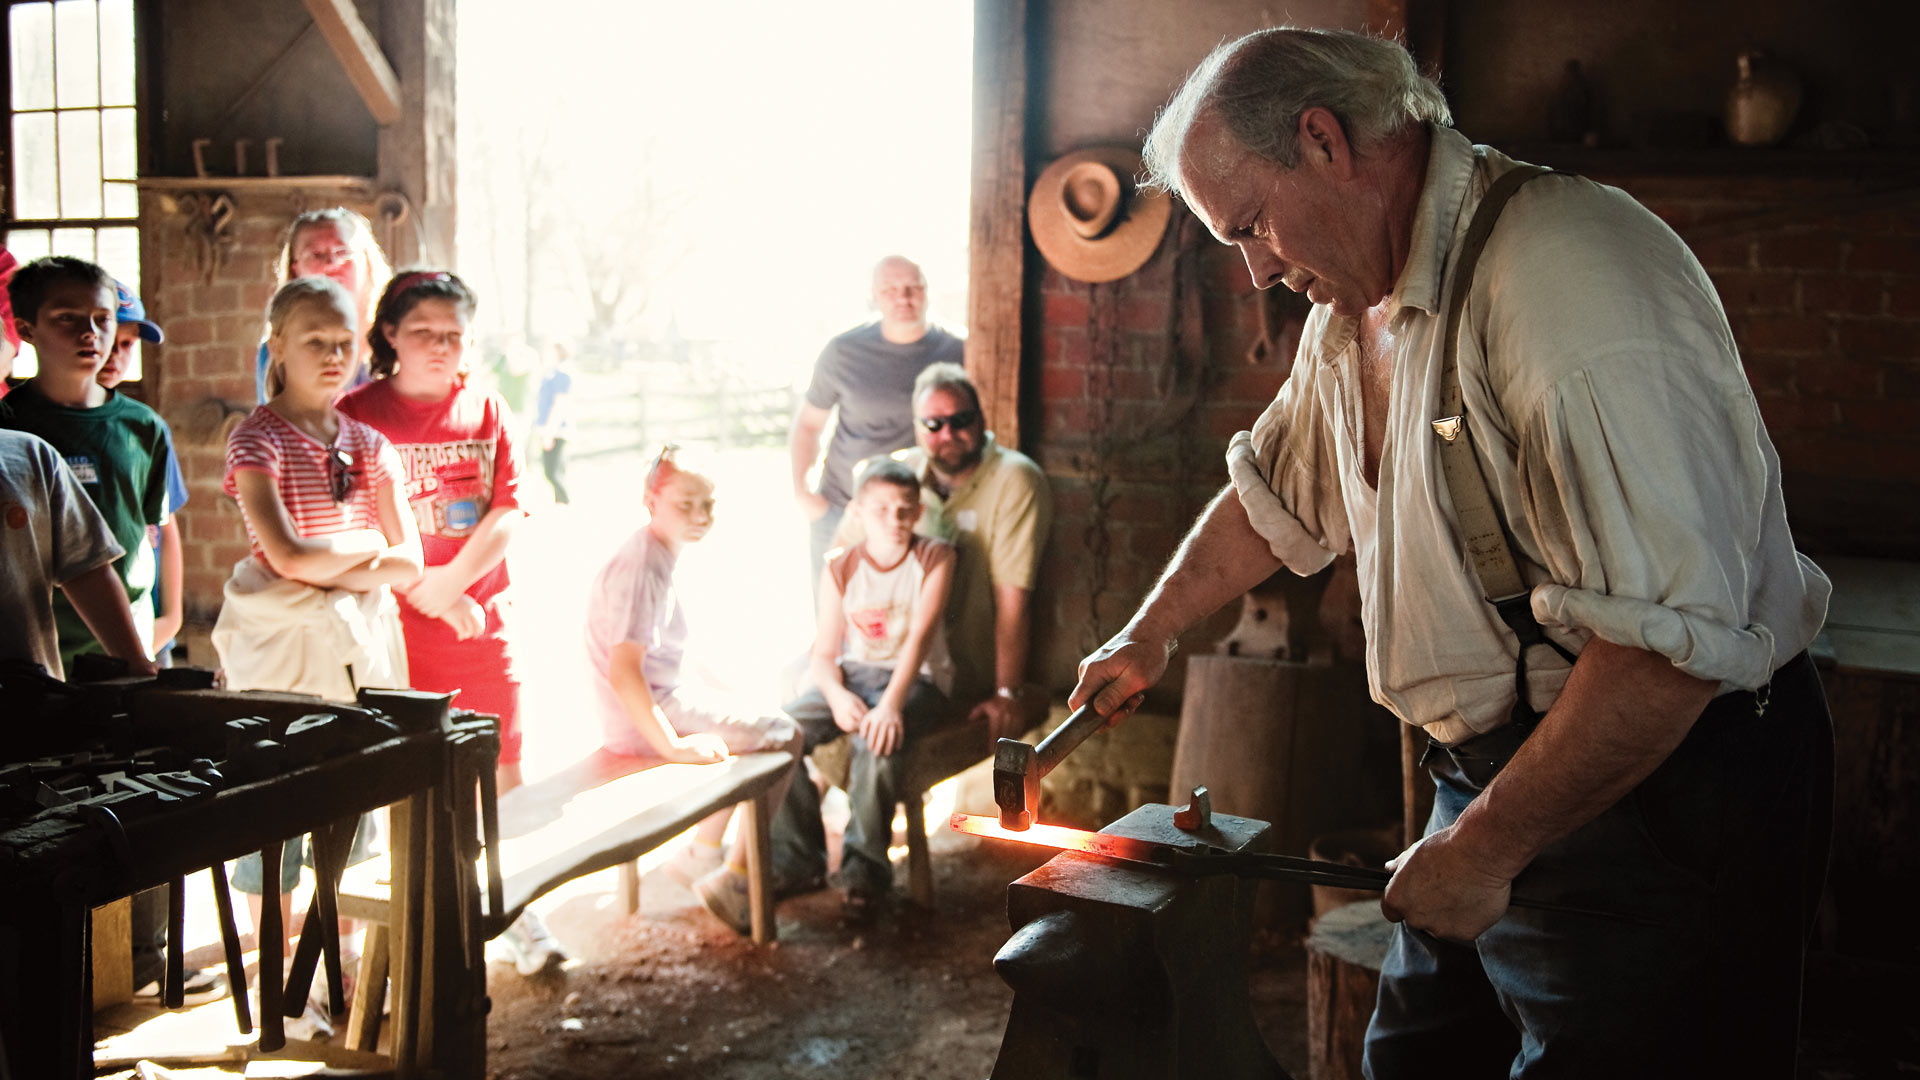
[485, 831, 1309, 1080]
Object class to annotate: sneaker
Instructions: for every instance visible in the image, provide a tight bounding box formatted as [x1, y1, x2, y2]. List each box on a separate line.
[134, 968, 230, 1007]
[497, 909, 566, 976]
[692, 864, 753, 936]
[663, 839, 725, 890]
[246, 982, 333, 1043]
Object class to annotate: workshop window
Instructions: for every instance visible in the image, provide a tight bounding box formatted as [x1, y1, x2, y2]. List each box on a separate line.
[5, 0, 141, 379]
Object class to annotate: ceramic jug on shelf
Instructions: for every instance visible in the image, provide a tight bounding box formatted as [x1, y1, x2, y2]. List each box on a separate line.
[1727, 50, 1803, 147]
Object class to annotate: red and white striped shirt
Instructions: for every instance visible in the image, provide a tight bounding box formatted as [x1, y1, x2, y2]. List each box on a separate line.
[224, 406, 403, 568]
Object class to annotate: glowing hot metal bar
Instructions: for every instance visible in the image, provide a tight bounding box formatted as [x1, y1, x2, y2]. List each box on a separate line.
[951, 812, 1647, 922]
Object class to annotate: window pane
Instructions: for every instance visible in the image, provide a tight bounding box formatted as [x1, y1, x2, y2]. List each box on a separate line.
[102, 105, 134, 180]
[12, 112, 59, 218]
[97, 224, 138, 288]
[51, 225, 95, 260]
[10, 3, 54, 111]
[53, 0, 99, 109]
[57, 108, 103, 218]
[98, 0, 135, 107]
[104, 180, 136, 217]
[5, 228, 52, 262]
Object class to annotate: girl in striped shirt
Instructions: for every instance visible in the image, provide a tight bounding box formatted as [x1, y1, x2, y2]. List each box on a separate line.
[212, 276, 421, 1021]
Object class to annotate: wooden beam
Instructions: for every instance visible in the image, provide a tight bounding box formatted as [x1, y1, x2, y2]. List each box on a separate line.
[966, 0, 1027, 449]
[301, 0, 403, 126]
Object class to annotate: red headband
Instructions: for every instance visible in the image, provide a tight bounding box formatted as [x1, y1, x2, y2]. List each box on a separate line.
[388, 270, 452, 296]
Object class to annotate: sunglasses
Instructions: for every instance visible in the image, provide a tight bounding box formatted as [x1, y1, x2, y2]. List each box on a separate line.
[327, 445, 358, 503]
[917, 410, 979, 434]
[645, 442, 682, 492]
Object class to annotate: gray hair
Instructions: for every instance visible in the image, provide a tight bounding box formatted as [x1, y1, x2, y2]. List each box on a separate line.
[1141, 28, 1451, 195]
[912, 362, 981, 415]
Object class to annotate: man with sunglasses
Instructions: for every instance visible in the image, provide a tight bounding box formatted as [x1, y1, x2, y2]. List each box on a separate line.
[789, 256, 963, 595]
[895, 363, 1053, 742]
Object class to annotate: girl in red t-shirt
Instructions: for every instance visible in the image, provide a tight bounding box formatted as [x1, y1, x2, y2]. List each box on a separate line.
[337, 271, 529, 790]
[337, 269, 566, 973]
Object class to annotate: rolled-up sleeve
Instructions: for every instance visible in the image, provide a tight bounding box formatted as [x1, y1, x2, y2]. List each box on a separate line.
[1518, 359, 1793, 689]
[1229, 348, 1350, 575]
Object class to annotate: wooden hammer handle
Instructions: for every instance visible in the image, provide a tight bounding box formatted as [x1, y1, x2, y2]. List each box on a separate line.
[1033, 704, 1106, 778]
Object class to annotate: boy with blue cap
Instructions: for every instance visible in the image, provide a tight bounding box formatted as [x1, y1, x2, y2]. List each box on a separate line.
[95, 280, 187, 666]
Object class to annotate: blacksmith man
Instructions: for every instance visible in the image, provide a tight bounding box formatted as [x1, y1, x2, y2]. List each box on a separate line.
[1071, 28, 1832, 1078]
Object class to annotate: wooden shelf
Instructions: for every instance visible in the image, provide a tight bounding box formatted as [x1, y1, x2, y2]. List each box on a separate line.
[1493, 142, 1920, 181]
[137, 175, 379, 194]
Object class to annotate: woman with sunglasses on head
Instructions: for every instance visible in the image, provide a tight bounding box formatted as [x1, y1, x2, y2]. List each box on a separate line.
[212, 275, 421, 1037]
[253, 207, 394, 404]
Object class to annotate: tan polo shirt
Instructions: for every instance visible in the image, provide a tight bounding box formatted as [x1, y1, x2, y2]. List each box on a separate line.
[843, 434, 1053, 702]
[1232, 124, 1830, 744]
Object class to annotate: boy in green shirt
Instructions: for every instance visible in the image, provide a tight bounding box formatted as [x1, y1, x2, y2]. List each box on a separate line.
[0, 256, 175, 672]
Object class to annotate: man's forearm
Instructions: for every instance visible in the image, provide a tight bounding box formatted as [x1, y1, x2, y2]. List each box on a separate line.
[789, 427, 821, 495]
[1128, 485, 1285, 644]
[1448, 639, 1718, 879]
[992, 585, 1032, 689]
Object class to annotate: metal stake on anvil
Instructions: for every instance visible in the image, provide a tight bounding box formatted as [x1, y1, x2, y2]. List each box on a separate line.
[992, 703, 1110, 831]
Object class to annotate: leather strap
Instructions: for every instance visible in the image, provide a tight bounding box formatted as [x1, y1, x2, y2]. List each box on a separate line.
[1432, 164, 1548, 604]
[1430, 164, 1577, 730]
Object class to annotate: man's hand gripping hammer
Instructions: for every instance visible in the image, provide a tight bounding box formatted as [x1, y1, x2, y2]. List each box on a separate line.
[992, 703, 1109, 831]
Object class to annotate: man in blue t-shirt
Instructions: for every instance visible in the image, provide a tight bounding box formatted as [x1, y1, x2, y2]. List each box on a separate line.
[534, 342, 573, 505]
[787, 256, 963, 598]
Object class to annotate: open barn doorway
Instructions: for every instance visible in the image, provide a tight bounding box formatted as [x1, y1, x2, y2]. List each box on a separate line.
[455, 0, 976, 770]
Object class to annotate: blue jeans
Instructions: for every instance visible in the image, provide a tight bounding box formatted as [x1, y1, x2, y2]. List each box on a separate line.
[1363, 653, 1832, 1079]
[771, 661, 953, 891]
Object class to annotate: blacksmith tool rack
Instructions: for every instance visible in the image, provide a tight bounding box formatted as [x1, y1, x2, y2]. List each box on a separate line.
[0, 663, 501, 1078]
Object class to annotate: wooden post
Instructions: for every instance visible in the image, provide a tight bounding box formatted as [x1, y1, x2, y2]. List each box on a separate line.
[903, 788, 933, 907]
[741, 791, 777, 945]
[617, 860, 641, 917]
[967, 0, 1027, 448]
[375, 0, 457, 267]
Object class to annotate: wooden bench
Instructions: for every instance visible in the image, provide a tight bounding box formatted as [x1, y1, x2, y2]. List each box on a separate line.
[338, 748, 793, 1050]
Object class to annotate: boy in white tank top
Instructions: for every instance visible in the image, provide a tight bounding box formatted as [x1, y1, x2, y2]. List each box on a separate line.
[772, 459, 956, 914]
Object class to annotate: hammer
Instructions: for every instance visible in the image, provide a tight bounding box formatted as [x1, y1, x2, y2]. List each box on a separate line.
[993, 703, 1109, 831]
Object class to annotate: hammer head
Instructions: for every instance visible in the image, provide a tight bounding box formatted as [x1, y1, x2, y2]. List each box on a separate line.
[993, 738, 1041, 831]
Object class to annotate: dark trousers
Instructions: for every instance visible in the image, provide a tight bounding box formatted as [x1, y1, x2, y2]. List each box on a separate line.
[1364, 652, 1833, 1080]
[541, 438, 570, 505]
[770, 661, 951, 890]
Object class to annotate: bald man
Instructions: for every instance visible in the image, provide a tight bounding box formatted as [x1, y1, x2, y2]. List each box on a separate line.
[789, 256, 964, 592]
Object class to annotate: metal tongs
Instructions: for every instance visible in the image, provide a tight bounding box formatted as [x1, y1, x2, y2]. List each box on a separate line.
[950, 812, 1646, 924]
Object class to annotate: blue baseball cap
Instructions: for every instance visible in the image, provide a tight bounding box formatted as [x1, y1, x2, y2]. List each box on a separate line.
[114, 280, 164, 343]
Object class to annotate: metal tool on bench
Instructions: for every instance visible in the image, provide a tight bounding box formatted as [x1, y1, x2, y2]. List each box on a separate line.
[992, 702, 1111, 831]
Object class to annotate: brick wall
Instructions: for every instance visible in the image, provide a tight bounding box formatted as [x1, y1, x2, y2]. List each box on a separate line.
[1619, 171, 1920, 559]
[134, 186, 381, 640]
[1026, 168, 1920, 695]
[1027, 211, 1309, 693]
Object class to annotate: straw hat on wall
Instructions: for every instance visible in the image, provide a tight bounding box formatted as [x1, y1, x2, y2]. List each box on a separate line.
[1027, 147, 1171, 284]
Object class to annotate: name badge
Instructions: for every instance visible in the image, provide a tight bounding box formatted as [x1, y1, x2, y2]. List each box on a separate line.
[955, 508, 978, 532]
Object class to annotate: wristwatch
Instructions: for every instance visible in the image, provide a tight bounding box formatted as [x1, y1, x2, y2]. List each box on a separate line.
[994, 685, 1027, 702]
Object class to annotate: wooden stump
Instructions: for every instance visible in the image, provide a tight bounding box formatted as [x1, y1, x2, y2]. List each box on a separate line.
[1305, 899, 1394, 1080]
[1171, 654, 1399, 933]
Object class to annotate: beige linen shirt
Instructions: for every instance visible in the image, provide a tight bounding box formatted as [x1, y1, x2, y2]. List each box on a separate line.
[1232, 124, 1831, 744]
